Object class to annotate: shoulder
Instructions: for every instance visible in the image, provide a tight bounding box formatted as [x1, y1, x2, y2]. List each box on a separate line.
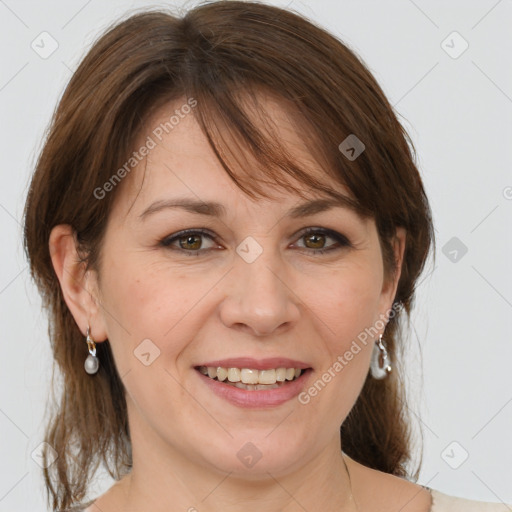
[82, 500, 104, 512]
[429, 488, 512, 512]
[343, 453, 433, 511]
[59, 500, 97, 512]
[73, 476, 130, 511]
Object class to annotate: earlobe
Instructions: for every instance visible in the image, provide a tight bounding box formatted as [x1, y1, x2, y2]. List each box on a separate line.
[49, 224, 106, 340]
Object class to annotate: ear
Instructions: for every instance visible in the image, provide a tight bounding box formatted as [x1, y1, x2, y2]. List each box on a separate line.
[379, 227, 407, 315]
[49, 224, 107, 342]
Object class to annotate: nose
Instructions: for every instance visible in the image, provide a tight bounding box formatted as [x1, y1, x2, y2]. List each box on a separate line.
[218, 250, 301, 337]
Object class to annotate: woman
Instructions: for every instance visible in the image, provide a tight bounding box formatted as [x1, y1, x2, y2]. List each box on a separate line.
[23, 1, 510, 511]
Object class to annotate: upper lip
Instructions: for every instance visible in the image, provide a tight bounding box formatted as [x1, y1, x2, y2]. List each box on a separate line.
[196, 357, 312, 371]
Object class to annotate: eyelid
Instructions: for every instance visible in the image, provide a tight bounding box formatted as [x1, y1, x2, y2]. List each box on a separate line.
[159, 226, 351, 255]
[160, 228, 219, 248]
[294, 226, 351, 246]
[291, 227, 352, 253]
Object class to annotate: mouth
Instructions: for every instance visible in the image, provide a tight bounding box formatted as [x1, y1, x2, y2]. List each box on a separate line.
[195, 365, 307, 390]
[194, 361, 313, 408]
[193, 357, 313, 408]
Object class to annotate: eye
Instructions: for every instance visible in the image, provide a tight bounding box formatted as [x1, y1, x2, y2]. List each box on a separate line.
[160, 229, 219, 256]
[293, 227, 351, 255]
[159, 227, 351, 257]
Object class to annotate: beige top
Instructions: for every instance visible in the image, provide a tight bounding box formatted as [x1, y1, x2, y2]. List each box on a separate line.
[65, 489, 512, 511]
[429, 487, 511, 511]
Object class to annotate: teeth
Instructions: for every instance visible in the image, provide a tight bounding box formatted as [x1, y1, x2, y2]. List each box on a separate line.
[234, 382, 280, 390]
[276, 368, 286, 382]
[241, 368, 259, 384]
[198, 366, 305, 385]
[258, 369, 276, 385]
[216, 367, 228, 381]
[227, 368, 241, 382]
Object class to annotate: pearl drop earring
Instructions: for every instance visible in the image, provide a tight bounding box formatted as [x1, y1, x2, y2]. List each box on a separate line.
[370, 333, 391, 379]
[84, 326, 99, 374]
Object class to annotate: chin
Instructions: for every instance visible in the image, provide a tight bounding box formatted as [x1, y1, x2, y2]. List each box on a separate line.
[198, 431, 313, 478]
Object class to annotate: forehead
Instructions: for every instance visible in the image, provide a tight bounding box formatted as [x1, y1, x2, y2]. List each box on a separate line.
[114, 93, 353, 219]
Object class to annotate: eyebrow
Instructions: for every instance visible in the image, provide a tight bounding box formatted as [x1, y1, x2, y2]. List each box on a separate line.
[138, 196, 362, 221]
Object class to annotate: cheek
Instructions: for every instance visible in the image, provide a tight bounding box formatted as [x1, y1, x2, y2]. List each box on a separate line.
[313, 262, 384, 355]
[97, 260, 209, 421]
[98, 257, 217, 369]
[297, 261, 382, 417]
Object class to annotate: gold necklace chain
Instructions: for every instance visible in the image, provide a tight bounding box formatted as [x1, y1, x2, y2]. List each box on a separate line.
[341, 453, 360, 512]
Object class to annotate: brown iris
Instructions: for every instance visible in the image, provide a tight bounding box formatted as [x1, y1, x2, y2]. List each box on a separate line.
[303, 233, 326, 249]
[179, 234, 202, 250]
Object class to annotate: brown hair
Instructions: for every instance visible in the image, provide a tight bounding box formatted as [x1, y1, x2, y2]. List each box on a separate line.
[23, 1, 434, 510]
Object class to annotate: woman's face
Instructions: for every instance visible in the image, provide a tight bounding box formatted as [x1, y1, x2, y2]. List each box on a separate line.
[88, 97, 404, 478]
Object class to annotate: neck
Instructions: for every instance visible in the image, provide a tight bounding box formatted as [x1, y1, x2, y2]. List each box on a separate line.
[117, 409, 357, 511]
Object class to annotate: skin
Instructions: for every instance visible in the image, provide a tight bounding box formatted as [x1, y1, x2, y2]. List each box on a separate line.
[49, 95, 431, 511]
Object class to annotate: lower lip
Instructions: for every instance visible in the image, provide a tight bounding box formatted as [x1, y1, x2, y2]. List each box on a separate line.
[196, 369, 312, 408]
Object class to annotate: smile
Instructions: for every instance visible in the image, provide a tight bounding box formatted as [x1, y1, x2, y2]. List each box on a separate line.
[197, 366, 304, 389]
[194, 365, 313, 408]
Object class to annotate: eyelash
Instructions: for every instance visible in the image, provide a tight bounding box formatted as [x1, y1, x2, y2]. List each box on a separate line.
[159, 227, 351, 257]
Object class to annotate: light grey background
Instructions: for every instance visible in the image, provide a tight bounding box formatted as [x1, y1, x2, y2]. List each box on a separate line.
[1, 0, 511, 510]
